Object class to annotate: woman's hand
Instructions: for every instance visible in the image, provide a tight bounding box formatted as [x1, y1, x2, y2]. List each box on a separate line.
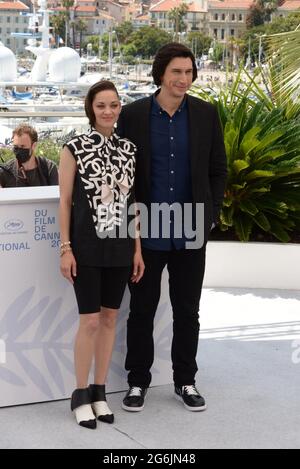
[60, 250, 77, 285]
[131, 250, 145, 283]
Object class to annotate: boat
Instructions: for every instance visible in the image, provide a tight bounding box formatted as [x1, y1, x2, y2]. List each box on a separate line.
[11, 89, 33, 100]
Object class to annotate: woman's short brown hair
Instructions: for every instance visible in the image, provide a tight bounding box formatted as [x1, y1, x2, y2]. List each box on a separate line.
[84, 80, 119, 127]
[12, 124, 38, 144]
[152, 43, 197, 87]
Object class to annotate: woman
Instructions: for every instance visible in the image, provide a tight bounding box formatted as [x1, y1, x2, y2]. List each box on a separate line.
[59, 80, 144, 429]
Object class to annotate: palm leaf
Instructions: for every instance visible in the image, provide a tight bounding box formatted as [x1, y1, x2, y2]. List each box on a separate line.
[233, 214, 253, 242]
[269, 218, 292, 243]
[192, 60, 300, 242]
[253, 212, 271, 232]
[232, 160, 250, 174]
[240, 200, 259, 216]
[245, 170, 275, 180]
[265, 28, 300, 106]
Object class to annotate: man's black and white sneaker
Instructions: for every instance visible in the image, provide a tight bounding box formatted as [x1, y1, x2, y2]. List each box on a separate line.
[122, 386, 147, 412]
[174, 385, 206, 412]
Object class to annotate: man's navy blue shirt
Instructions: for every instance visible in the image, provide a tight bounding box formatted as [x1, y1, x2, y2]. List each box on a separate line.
[142, 93, 193, 251]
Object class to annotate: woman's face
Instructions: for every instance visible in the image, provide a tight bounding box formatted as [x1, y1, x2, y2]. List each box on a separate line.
[92, 90, 121, 136]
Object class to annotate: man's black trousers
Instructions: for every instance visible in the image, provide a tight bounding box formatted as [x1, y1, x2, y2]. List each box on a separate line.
[126, 245, 206, 387]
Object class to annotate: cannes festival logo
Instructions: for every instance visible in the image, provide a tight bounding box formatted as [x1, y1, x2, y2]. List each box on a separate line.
[0, 287, 171, 398]
[4, 219, 24, 232]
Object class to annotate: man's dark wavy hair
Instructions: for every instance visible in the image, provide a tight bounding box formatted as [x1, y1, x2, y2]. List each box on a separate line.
[152, 42, 198, 87]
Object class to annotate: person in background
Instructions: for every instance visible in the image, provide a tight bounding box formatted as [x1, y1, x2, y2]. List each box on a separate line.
[59, 80, 144, 429]
[0, 124, 58, 188]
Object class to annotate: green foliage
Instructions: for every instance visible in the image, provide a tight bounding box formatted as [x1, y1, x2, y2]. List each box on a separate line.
[0, 138, 63, 166]
[246, 1, 265, 29]
[0, 147, 13, 163]
[50, 12, 66, 46]
[190, 68, 300, 242]
[168, 4, 189, 34]
[128, 26, 172, 58]
[87, 26, 172, 59]
[187, 32, 212, 56]
[115, 22, 135, 45]
[264, 28, 300, 107]
[121, 43, 137, 58]
[264, 11, 300, 34]
[242, 12, 300, 60]
[121, 55, 136, 65]
[246, 0, 279, 29]
[209, 42, 224, 63]
[85, 34, 108, 55]
[36, 139, 61, 165]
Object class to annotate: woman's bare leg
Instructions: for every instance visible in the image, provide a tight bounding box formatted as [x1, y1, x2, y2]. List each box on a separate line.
[74, 312, 100, 388]
[94, 307, 118, 384]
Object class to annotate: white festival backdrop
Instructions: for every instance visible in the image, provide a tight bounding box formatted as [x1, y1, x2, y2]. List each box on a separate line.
[0, 187, 173, 407]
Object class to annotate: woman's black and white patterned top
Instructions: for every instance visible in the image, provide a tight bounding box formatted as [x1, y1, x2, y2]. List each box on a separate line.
[65, 129, 136, 267]
[66, 128, 136, 236]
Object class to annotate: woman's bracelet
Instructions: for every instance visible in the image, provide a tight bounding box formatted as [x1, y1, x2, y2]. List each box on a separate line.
[60, 241, 71, 248]
[60, 246, 72, 257]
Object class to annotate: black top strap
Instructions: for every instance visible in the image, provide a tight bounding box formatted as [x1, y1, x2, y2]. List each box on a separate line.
[37, 157, 50, 185]
[71, 388, 92, 411]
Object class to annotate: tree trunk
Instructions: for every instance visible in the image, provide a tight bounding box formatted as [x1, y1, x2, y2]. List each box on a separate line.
[175, 13, 179, 42]
[79, 31, 82, 57]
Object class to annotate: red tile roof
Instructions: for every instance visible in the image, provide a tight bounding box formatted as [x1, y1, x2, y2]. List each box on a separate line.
[51, 5, 97, 12]
[75, 5, 97, 11]
[278, 0, 300, 10]
[127, 4, 140, 13]
[0, 1, 29, 10]
[150, 0, 206, 13]
[209, 0, 253, 9]
[134, 14, 150, 21]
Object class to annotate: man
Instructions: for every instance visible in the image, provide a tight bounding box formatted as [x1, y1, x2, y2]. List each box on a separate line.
[118, 43, 227, 412]
[0, 124, 58, 188]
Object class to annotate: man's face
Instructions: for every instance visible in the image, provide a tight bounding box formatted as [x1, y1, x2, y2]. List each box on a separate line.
[160, 57, 194, 98]
[12, 133, 36, 165]
[13, 133, 34, 152]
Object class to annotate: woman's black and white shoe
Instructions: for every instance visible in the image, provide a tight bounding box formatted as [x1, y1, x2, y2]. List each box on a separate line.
[71, 388, 97, 429]
[89, 384, 114, 424]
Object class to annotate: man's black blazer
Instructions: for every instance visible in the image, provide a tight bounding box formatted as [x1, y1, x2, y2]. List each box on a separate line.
[117, 94, 227, 241]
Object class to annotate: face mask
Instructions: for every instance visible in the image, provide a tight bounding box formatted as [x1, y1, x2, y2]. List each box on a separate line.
[13, 146, 32, 165]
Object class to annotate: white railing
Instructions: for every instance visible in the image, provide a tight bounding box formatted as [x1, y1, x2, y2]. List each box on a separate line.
[1, 111, 86, 118]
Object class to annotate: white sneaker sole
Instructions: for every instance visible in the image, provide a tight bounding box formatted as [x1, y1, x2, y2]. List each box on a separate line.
[122, 392, 146, 412]
[174, 393, 207, 412]
[122, 402, 144, 412]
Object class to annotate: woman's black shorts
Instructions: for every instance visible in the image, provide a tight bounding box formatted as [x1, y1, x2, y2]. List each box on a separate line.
[73, 265, 131, 314]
